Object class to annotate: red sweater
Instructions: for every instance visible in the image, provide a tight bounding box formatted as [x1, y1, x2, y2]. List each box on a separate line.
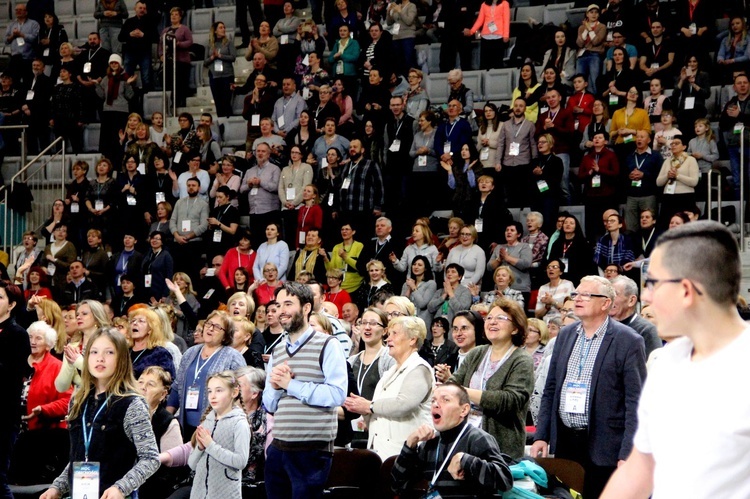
[26, 351, 72, 431]
[579, 147, 620, 198]
[535, 107, 576, 155]
[296, 204, 324, 249]
[566, 91, 595, 132]
[218, 248, 257, 289]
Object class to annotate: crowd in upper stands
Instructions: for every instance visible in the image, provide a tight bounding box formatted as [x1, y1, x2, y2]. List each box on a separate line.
[1, 0, 750, 497]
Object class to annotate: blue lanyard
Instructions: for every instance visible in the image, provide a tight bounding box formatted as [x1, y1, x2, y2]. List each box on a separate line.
[82, 396, 110, 461]
[577, 332, 594, 379]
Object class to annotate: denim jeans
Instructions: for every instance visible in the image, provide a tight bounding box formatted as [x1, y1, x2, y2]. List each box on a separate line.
[124, 50, 153, 91]
[576, 51, 601, 95]
[265, 445, 333, 499]
[728, 144, 750, 198]
[99, 25, 123, 54]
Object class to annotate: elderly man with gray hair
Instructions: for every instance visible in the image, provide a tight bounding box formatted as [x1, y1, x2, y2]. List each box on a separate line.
[609, 275, 662, 356]
[531, 274, 646, 498]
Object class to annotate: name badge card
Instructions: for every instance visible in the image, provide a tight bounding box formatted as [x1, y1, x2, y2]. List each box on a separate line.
[186, 385, 200, 409]
[213, 230, 222, 242]
[182, 220, 191, 232]
[592, 174, 601, 188]
[72, 461, 100, 499]
[509, 142, 520, 156]
[144, 274, 152, 287]
[564, 381, 587, 414]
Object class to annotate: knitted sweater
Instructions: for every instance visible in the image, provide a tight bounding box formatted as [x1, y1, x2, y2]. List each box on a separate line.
[188, 407, 250, 499]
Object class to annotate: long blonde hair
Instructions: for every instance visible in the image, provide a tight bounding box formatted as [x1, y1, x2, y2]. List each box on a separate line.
[37, 299, 66, 354]
[69, 328, 139, 420]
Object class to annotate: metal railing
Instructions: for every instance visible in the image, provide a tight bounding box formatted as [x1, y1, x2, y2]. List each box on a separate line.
[707, 170, 723, 224]
[2, 137, 65, 254]
[162, 33, 177, 119]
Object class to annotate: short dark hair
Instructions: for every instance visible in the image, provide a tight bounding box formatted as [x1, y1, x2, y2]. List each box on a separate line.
[654, 220, 740, 305]
[275, 281, 314, 312]
[370, 288, 394, 306]
[506, 221, 524, 235]
[453, 310, 487, 345]
[0, 280, 23, 312]
[439, 381, 470, 406]
[187, 176, 201, 186]
[445, 263, 465, 278]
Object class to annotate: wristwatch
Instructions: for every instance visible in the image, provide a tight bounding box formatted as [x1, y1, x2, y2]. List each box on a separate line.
[369, 402, 375, 414]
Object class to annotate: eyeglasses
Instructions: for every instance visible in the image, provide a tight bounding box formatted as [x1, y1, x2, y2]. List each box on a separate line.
[459, 232, 472, 236]
[386, 311, 404, 318]
[486, 314, 512, 323]
[644, 277, 703, 295]
[361, 321, 384, 328]
[204, 322, 226, 332]
[547, 265, 560, 270]
[130, 318, 147, 325]
[570, 291, 609, 301]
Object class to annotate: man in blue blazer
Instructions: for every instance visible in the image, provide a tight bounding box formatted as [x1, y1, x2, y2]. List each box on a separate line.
[531, 275, 646, 498]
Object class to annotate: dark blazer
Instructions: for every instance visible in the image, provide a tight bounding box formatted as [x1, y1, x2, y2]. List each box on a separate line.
[61, 278, 102, 306]
[141, 249, 174, 300]
[536, 318, 646, 466]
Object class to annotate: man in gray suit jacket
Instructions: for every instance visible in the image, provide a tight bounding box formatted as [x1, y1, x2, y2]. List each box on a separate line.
[531, 275, 646, 498]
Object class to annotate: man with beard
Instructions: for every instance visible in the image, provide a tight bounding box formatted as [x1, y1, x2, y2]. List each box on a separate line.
[75, 32, 110, 122]
[497, 98, 537, 207]
[335, 139, 384, 242]
[262, 281, 347, 498]
[21, 58, 52, 153]
[169, 177, 209, 281]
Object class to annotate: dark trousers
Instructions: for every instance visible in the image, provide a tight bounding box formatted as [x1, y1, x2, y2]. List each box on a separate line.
[173, 239, 205, 283]
[480, 37, 506, 70]
[555, 422, 616, 499]
[503, 163, 531, 208]
[265, 444, 333, 499]
[237, 0, 265, 43]
[439, 34, 473, 72]
[0, 427, 18, 499]
[209, 74, 233, 117]
[164, 61, 191, 108]
[99, 110, 128, 164]
[281, 208, 298, 248]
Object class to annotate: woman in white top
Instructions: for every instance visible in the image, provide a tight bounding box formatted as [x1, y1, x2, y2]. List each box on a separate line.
[656, 136, 700, 227]
[444, 224, 486, 285]
[534, 258, 575, 319]
[391, 221, 440, 275]
[344, 315, 433, 459]
[251, 223, 290, 281]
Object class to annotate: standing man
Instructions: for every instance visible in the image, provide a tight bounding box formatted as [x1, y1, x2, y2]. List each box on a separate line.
[356, 216, 401, 289]
[21, 58, 52, 154]
[383, 95, 415, 212]
[719, 73, 750, 200]
[169, 177, 210, 281]
[4, 4, 39, 86]
[262, 282, 348, 498]
[497, 98, 537, 207]
[120, 1, 158, 93]
[75, 32, 111, 123]
[241, 142, 281, 248]
[579, 131, 620, 238]
[602, 221, 750, 497]
[638, 20, 675, 88]
[623, 130, 661, 233]
[434, 100, 473, 162]
[272, 78, 306, 138]
[535, 89, 575, 204]
[308, 280, 352, 356]
[531, 275, 646, 498]
[609, 275, 662, 357]
[335, 139, 384, 241]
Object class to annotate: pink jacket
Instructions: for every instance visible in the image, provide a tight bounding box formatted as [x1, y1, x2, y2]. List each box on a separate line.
[469, 1, 510, 38]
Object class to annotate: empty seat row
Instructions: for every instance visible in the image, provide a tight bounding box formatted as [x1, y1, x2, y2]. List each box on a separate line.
[425, 68, 517, 105]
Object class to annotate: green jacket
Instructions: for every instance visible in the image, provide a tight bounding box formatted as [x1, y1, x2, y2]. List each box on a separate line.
[450, 345, 534, 460]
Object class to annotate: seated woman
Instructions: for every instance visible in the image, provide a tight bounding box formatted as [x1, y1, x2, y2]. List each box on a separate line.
[434, 311, 486, 381]
[534, 259, 576, 319]
[343, 316, 434, 459]
[391, 220, 440, 277]
[449, 298, 534, 460]
[444, 225, 486, 286]
[486, 221, 532, 303]
[417, 317, 458, 368]
[471, 265, 524, 310]
[352, 260, 393, 311]
[128, 307, 176, 379]
[524, 318, 549, 373]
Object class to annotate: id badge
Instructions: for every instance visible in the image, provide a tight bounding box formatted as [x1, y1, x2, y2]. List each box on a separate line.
[47, 263, 56, 276]
[71, 202, 80, 213]
[83, 62, 92, 74]
[286, 186, 296, 199]
[665, 182, 677, 195]
[138, 162, 146, 174]
[392, 23, 400, 35]
[509, 142, 520, 156]
[423, 488, 443, 499]
[25, 90, 34, 100]
[537, 180, 549, 192]
[213, 229, 222, 242]
[321, 157, 328, 168]
[488, 21, 497, 33]
[72, 461, 100, 499]
[16, 37, 24, 46]
[298, 231, 306, 245]
[539, 106, 549, 115]
[389, 139, 401, 152]
[126, 195, 137, 206]
[277, 115, 285, 129]
[156, 192, 166, 203]
[327, 193, 334, 206]
[418, 155, 427, 167]
[623, 134, 634, 143]
[302, 54, 309, 66]
[214, 59, 223, 72]
[43, 47, 49, 57]
[186, 385, 200, 409]
[631, 179, 642, 187]
[341, 178, 351, 190]
[734, 123, 744, 135]
[574, 119, 579, 131]
[250, 187, 259, 195]
[689, 23, 697, 35]
[684, 96, 695, 110]
[474, 218, 483, 233]
[203, 288, 215, 299]
[480, 147, 489, 161]
[95, 200, 104, 211]
[592, 174, 601, 188]
[564, 382, 588, 414]
[608, 94, 618, 106]
[650, 62, 659, 69]
[438, 21, 445, 28]
[560, 257, 569, 273]
[182, 220, 191, 232]
[144, 274, 152, 287]
[302, 87, 311, 100]
[174, 151, 183, 163]
[443, 142, 451, 154]
[280, 34, 289, 44]
[336, 60, 344, 74]
[251, 114, 260, 127]
[205, 268, 216, 277]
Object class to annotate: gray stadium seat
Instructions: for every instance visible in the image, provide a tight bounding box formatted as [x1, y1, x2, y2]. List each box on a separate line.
[215, 6, 236, 32]
[82, 123, 100, 153]
[219, 116, 247, 147]
[191, 8, 214, 32]
[483, 68, 516, 102]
